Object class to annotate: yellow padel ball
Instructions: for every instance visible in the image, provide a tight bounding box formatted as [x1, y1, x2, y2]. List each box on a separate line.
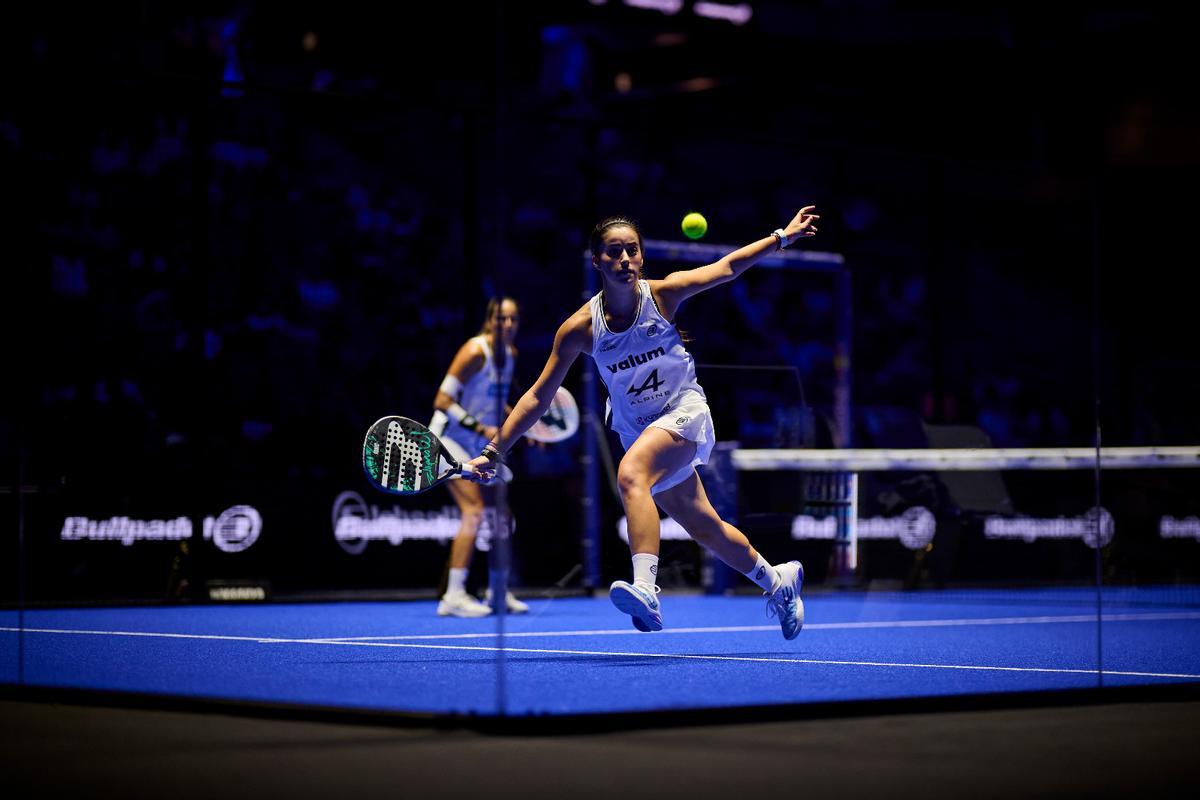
[681, 211, 707, 240]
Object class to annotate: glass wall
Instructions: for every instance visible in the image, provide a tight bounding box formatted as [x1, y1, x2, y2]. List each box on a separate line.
[1096, 167, 1200, 687]
[7, 3, 1197, 718]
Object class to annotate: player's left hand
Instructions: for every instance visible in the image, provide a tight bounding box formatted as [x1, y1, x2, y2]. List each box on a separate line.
[785, 206, 820, 242]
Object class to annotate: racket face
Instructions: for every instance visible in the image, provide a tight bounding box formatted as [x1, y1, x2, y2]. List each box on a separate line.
[363, 417, 457, 495]
[526, 386, 580, 443]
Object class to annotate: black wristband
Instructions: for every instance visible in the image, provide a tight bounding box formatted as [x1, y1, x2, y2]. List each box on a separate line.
[460, 414, 480, 432]
[480, 444, 503, 464]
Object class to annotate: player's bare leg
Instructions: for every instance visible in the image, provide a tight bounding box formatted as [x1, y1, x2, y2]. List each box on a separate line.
[608, 427, 696, 630]
[652, 471, 758, 573]
[617, 427, 697, 555]
[446, 479, 486, 568]
[437, 480, 492, 617]
[445, 480, 527, 614]
[656, 471, 806, 640]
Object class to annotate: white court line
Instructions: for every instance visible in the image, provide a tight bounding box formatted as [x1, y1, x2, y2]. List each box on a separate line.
[5, 612, 1200, 681]
[1, 628, 284, 644]
[305, 610, 1200, 642]
[297, 640, 1200, 681]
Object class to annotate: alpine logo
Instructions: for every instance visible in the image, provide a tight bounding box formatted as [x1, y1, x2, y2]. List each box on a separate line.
[627, 369, 666, 396]
[605, 346, 665, 374]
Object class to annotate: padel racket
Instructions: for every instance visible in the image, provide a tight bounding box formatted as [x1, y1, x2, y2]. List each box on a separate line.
[525, 386, 580, 443]
[362, 416, 512, 495]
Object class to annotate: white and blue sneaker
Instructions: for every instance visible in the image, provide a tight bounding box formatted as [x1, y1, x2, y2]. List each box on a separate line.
[437, 590, 493, 618]
[609, 580, 663, 632]
[766, 561, 805, 640]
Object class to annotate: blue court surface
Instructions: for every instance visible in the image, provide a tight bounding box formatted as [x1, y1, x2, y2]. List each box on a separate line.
[4, 587, 1199, 717]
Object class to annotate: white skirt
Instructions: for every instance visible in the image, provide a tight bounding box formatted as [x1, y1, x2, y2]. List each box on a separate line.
[618, 393, 716, 496]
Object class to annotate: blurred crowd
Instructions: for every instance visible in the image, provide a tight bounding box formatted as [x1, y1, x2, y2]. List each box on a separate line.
[12, 4, 1173, 516]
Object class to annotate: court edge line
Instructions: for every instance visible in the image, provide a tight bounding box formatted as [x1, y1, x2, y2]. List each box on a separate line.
[305, 611, 1200, 642]
[4, 611, 1200, 646]
[3, 625, 1199, 680]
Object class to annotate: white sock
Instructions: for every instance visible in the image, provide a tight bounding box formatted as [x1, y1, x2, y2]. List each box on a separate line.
[447, 567, 468, 595]
[631, 553, 659, 588]
[744, 555, 779, 593]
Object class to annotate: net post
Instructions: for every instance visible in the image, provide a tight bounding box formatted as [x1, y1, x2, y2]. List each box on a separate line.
[831, 471, 859, 579]
[832, 264, 856, 582]
[804, 469, 859, 584]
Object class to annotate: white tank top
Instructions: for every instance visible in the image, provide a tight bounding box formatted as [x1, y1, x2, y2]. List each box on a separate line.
[589, 280, 705, 438]
[457, 335, 514, 427]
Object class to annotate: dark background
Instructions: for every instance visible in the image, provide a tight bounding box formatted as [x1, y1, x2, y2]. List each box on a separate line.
[4, 1, 1199, 603]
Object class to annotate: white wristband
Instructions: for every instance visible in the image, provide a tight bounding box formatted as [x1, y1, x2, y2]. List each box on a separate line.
[446, 403, 482, 432]
[446, 402, 469, 424]
[439, 374, 464, 399]
[772, 228, 788, 250]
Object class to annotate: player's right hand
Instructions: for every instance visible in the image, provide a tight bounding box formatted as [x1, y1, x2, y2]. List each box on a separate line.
[462, 455, 498, 484]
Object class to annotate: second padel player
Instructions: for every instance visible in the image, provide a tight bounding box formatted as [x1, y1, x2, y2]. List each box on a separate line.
[429, 297, 529, 618]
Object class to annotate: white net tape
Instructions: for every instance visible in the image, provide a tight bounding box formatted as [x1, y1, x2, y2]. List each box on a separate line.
[731, 446, 1200, 472]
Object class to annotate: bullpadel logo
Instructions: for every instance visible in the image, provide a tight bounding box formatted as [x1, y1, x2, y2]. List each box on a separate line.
[204, 506, 263, 553]
[332, 491, 462, 554]
[60, 505, 262, 553]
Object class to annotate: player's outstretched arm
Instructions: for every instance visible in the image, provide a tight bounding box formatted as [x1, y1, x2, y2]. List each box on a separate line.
[654, 206, 819, 317]
[463, 307, 591, 480]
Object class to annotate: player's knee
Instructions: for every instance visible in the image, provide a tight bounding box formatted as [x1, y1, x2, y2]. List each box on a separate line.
[616, 462, 651, 497]
[459, 507, 485, 532]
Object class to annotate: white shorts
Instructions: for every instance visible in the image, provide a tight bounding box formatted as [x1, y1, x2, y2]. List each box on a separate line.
[430, 412, 489, 465]
[618, 395, 715, 496]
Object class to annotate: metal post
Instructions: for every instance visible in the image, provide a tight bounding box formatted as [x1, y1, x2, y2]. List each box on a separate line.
[805, 470, 858, 581]
[836, 471, 858, 576]
[700, 442, 740, 594]
[580, 258, 601, 591]
[831, 266, 857, 582]
[834, 266, 853, 449]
